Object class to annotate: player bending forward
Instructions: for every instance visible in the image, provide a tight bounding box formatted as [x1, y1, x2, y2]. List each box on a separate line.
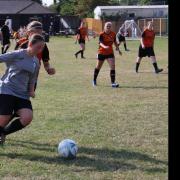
[135, 21, 163, 74]
[0, 34, 45, 145]
[93, 22, 120, 88]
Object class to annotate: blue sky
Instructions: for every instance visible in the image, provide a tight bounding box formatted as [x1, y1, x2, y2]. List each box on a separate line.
[42, 0, 53, 6]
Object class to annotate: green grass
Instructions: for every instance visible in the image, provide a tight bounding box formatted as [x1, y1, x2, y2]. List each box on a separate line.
[0, 37, 168, 180]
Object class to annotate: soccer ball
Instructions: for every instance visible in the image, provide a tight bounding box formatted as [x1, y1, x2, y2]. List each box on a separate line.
[58, 139, 78, 159]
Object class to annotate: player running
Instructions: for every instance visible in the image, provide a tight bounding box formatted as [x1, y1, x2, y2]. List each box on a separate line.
[116, 24, 129, 51]
[75, 21, 89, 59]
[0, 34, 44, 145]
[1, 21, 11, 54]
[93, 22, 120, 88]
[15, 21, 55, 77]
[135, 21, 163, 74]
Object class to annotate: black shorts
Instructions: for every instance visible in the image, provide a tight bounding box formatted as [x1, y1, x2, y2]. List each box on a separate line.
[0, 94, 32, 115]
[118, 35, 125, 42]
[138, 45, 155, 58]
[78, 39, 85, 44]
[98, 54, 115, 61]
[2, 39, 10, 46]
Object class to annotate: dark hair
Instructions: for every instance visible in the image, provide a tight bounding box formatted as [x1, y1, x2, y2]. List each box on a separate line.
[29, 34, 45, 45]
[27, 21, 43, 31]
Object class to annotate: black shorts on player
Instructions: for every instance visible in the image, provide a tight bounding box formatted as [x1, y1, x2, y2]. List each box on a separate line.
[118, 35, 125, 42]
[0, 94, 32, 115]
[78, 39, 85, 44]
[98, 54, 115, 61]
[138, 45, 155, 58]
[2, 39, 10, 46]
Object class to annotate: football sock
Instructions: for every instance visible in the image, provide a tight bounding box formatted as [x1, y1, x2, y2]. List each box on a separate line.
[4, 46, 9, 54]
[0, 126, 3, 134]
[136, 63, 140, 72]
[124, 43, 127, 50]
[81, 50, 84, 58]
[1, 47, 4, 54]
[4, 118, 25, 135]
[153, 63, 158, 71]
[75, 50, 82, 56]
[110, 70, 116, 84]
[94, 68, 100, 81]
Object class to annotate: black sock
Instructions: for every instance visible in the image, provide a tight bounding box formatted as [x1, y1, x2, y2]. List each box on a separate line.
[110, 70, 116, 84]
[4, 46, 9, 54]
[94, 68, 100, 81]
[0, 126, 4, 134]
[1, 47, 4, 54]
[136, 63, 140, 72]
[153, 63, 158, 71]
[81, 50, 84, 58]
[4, 118, 25, 135]
[75, 50, 82, 56]
[124, 43, 127, 50]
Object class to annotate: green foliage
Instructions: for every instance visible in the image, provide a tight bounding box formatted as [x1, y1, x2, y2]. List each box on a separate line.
[49, 0, 167, 17]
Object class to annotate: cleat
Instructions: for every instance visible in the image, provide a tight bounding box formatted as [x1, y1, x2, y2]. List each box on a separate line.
[92, 80, 97, 87]
[155, 68, 163, 74]
[112, 83, 119, 88]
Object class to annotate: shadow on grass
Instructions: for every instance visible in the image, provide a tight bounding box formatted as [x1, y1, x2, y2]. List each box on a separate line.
[0, 140, 168, 173]
[99, 85, 168, 89]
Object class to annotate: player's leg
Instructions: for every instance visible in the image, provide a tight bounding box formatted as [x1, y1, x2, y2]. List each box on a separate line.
[80, 43, 85, 59]
[150, 56, 163, 73]
[123, 40, 129, 51]
[3, 98, 33, 136]
[136, 57, 142, 73]
[3, 43, 10, 54]
[0, 115, 11, 145]
[107, 57, 119, 88]
[93, 56, 105, 86]
[0, 94, 14, 145]
[136, 45, 144, 73]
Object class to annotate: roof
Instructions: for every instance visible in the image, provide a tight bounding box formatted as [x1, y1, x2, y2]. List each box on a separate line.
[95, 5, 168, 10]
[0, 0, 55, 14]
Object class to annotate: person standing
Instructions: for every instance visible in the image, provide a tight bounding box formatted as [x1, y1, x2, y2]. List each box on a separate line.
[93, 22, 120, 88]
[75, 21, 89, 59]
[135, 21, 163, 74]
[1, 21, 11, 54]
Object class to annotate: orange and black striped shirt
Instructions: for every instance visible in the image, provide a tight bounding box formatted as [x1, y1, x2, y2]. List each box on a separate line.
[98, 31, 117, 55]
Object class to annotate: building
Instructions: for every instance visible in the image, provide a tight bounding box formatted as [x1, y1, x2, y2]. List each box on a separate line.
[94, 5, 168, 20]
[0, 0, 56, 32]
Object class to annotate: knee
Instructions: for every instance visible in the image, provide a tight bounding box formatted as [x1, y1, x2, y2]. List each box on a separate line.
[20, 114, 33, 126]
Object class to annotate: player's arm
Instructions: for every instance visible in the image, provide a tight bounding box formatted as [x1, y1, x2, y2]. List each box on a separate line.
[141, 31, 146, 49]
[116, 33, 120, 45]
[114, 35, 122, 55]
[99, 34, 109, 49]
[42, 44, 56, 75]
[29, 65, 39, 98]
[86, 30, 90, 41]
[75, 29, 80, 43]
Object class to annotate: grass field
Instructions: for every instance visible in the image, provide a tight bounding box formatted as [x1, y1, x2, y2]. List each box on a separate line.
[0, 37, 168, 180]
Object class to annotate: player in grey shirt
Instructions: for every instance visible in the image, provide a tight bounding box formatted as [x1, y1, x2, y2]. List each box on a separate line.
[116, 25, 129, 51]
[0, 34, 45, 145]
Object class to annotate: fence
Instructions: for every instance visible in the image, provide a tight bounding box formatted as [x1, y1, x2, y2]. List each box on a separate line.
[84, 18, 168, 37]
[137, 18, 168, 36]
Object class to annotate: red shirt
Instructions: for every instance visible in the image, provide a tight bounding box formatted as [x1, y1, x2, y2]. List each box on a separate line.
[78, 27, 88, 40]
[98, 31, 116, 55]
[142, 29, 155, 47]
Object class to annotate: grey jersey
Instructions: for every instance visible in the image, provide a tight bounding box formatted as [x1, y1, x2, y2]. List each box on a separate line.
[0, 49, 39, 100]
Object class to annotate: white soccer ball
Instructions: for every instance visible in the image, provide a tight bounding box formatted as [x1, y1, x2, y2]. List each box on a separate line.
[58, 139, 78, 159]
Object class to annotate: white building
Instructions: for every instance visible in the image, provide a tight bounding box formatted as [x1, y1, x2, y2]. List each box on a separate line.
[94, 5, 168, 20]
